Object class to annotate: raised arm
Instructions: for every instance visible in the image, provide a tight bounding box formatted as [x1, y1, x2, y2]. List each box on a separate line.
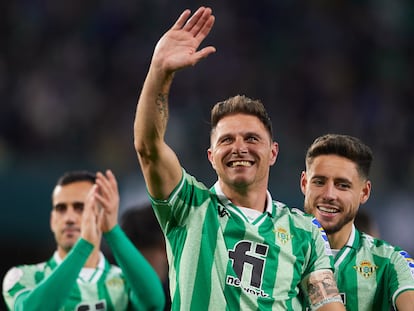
[134, 7, 216, 199]
[96, 170, 166, 310]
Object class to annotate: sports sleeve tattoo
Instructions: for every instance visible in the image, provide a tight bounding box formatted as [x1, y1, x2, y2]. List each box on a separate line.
[156, 93, 169, 122]
[305, 269, 343, 310]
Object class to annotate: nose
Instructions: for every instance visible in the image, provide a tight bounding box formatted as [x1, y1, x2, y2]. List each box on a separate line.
[232, 137, 248, 154]
[64, 206, 79, 223]
[322, 182, 337, 200]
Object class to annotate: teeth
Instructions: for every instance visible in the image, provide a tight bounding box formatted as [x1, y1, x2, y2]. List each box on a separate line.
[230, 161, 252, 167]
[318, 206, 338, 213]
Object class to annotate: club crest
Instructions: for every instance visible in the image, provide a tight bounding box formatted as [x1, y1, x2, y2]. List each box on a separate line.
[353, 260, 378, 278]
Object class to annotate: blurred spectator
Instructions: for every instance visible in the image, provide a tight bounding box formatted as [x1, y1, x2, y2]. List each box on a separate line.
[120, 204, 171, 311]
[354, 209, 380, 238]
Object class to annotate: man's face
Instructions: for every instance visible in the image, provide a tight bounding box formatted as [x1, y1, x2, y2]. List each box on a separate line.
[301, 154, 371, 235]
[50, 181, 93, 253]
[208, 114, 278, 190]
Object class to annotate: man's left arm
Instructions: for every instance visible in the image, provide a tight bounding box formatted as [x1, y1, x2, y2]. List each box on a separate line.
[104, 225, 166, 310]
[396, 290, 414, 310]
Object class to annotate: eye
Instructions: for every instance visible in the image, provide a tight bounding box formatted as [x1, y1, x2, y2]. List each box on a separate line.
[219, 136, 233, 145]
[337, 182, 351, 190]
[311, 178, 325, 186]
[73, 202, 84, 213]
[246, 135, 258, 142]
[54, 203, 67, 213]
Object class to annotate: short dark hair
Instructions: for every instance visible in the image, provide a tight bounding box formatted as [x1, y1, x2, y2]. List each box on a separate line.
[305, 134, 373, 179]
[120, 204, 164, 249]
[56, 170, 96, 186]
[210, 95, 273, 139]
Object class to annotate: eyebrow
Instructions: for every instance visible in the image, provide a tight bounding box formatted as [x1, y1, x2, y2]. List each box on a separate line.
[312, 175, 352, 184]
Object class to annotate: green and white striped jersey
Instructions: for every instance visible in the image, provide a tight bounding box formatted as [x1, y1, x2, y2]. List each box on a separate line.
[334, 226, 414, 310]
[3, 241, 130, 311]
[3, 225, 165, 311]
[151, 170, 335, 310]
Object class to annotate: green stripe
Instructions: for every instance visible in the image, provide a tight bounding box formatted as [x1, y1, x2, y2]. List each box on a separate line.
[190, 204, 219, 310]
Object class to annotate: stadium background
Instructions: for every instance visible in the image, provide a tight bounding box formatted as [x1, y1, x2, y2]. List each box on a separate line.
[1, 0, 414, 309]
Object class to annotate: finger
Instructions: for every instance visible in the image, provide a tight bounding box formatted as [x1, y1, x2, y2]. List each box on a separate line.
[96, 171, 112, 199]
[194, 14, 215, 42]
[191, 46, 216, 65]
[97, 204, 104, 228]
[105, 169, 119, 198]
[184, 7, 213, 38]
[171, 8, 192, 30]
[183, 7, 206, 32]
[83, 185, 98, 219]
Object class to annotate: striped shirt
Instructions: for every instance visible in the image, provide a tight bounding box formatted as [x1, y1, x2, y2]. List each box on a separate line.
[334, 226, 414, 310]
[151, 170, 335, 310]
[3, 225, 164, 311]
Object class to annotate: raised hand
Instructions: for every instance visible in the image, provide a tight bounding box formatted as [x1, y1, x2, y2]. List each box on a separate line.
[80, 185, 102, 247]
[94, 169, 120, 233]
[151, 6, 216, 74]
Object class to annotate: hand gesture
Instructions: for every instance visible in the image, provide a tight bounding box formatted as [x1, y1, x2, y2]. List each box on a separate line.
[80, 185, 102, 247]
[94, 169, 120, 233]
[151, 6, 216, 74]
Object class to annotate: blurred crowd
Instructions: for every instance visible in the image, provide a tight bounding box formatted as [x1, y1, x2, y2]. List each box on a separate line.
[1, 0, 413, 278]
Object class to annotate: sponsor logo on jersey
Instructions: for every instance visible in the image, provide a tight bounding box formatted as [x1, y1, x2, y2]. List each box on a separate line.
[353, 260, 378, 278]
[273, 227, 293, 244]
[75, 300, 106, 311]
[399, 250, 414, 278]
[227, 241, 270, 298]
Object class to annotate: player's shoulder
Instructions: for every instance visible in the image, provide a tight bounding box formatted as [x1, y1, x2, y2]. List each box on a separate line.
[360, 232, 412, 258]
[274, 202, 312, 219]
[273, 202, 316, 226]
[2, 262, 46, 292]
[5, 262, 47, 275]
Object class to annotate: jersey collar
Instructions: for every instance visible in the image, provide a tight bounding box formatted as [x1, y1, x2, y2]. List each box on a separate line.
[212, 181, 273, 215]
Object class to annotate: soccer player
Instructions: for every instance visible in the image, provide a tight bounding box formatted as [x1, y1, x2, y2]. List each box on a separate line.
[2, 170, 165, 311]
[134, 6, 345, 310]
[300, 134, 414, 310]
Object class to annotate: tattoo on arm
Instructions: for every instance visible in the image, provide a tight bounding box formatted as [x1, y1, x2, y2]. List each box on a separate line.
[307, 269, 342, 307]
[156, 93, 169, 122]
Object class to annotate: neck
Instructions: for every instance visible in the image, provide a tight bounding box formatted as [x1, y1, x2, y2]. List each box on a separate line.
[84, 250, 100, 268]
[327, 224, 353, 250]
[58, 246, 100, 268]
[220, 182, 268, 213]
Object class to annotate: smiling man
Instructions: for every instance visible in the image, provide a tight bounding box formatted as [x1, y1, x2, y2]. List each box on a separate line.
[133, 6, 345, 310]
[301, 134, 414, 310]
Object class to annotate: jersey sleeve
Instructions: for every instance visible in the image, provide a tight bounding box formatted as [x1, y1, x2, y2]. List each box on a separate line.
[2, 238, 93, 311]
[300, 217, 339, 309]
[308, 217, 335, 272]
[104, 224, 165, 311]
[389, 249, 414, 307]
[149, 168, 209, 234]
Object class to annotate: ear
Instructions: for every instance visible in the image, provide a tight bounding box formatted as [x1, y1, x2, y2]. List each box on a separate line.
[360, 180, 371, 205]
[300, 171, 307, 195]
[269, 142, 279, 166]
[207, 147, 216, 170]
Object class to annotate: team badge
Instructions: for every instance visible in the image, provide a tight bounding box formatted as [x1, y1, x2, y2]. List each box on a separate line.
[353, 260, 378, 278]
[273, 227, 293, 244]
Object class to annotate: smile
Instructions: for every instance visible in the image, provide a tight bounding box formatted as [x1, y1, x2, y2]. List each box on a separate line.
[228, 160, 253, 167]
[317, 205, 339, 213]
